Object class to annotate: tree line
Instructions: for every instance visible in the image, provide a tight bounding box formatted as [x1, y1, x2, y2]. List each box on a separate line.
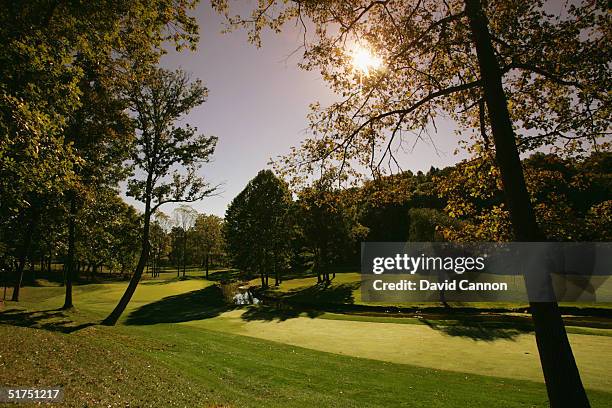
[224, 150, 610, 287]
[0, 204, 225, 283]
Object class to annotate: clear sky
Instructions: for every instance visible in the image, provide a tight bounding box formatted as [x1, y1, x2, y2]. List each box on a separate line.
[125, 3, 467, 218]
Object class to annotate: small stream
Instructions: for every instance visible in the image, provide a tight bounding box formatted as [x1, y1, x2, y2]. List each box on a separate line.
[220, 282, 260, 305]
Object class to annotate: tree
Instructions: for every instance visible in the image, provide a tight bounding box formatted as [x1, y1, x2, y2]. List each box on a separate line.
[74, 190, 141, 282]
[108, 202, 142, 279]
[437, 151, 612, 242]
[192, 214, 224, 278]
[150, 212, 172, 278]
[295, 179, 366, 283]
[214, 0, 610, 405]
[408, 208, 457, 242]
[173, 205, 198, 277]
[4, 193, 60, 301]
[359, 169, 445, 243]
[1, 0, 201, 301]
[225, 170, 293, 287]
[61, 59, 133, 309]
[102, 68, 218, 326]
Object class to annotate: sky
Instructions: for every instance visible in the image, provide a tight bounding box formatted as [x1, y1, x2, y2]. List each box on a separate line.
[125, 3, 468, 218]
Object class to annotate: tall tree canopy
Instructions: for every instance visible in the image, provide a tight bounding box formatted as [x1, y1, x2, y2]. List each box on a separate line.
[103, 68, 218, 325]
[0, 0, 201, 304]
[295, 179, 366, 283]
[192, 213, 225, 278]
[225, 170, 293, 287]
[0, 0, 200, 216]
[438, 151, 612, 242]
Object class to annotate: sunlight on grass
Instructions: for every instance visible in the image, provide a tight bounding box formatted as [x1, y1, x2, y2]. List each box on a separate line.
[4, 273, 612, 406]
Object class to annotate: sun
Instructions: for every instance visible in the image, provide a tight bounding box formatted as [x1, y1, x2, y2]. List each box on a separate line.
[350, 45, 383, 76]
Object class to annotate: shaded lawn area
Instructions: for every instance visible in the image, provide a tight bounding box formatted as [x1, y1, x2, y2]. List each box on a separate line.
[125, 284, 232, 325]
[3, 318, 612, 407]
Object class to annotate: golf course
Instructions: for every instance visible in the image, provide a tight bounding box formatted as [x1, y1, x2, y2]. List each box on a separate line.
[2, 1, 610, 406]
[2, 269, 611, 407]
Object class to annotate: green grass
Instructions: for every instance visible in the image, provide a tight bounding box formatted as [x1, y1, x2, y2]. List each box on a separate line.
[180, 309, 612, 392]
[312, 312, 612, 336]
[1, 273, 611, 407]
[2, 317, 612, 407]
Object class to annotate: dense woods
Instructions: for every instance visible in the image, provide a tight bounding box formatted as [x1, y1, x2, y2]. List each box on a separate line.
[3, 149, 609, 295]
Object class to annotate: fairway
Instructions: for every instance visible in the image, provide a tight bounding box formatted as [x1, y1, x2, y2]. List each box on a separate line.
[182, 309, 612, 392]
[2, 275, 611, 407]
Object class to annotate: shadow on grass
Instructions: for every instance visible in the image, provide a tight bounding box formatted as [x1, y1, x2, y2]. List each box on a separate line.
[241, 305, 323, 322]
[140, 269, 234, 285]
[420, 316, 533, 341]
[139, 277, 197, 286]
[205, 268, 358, 284]
[240, 282, 359, 322]
[0, 308, 95, 333]
[140, 279, 179, 286]
[275, 282, 359, 305]
[125, 285, 234, 325]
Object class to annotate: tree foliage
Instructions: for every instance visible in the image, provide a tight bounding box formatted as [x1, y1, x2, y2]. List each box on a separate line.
[104, 67, 217, 325]
[214, 0, 609, 179]
[192, 213, 225, 277]
[0, 0, 200, 216]
[225, 170, 293, 287]
[295, 178, 367, 283]
[438, 151, 612, 241]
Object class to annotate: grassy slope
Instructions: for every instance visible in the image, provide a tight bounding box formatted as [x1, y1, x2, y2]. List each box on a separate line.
[1, 275, 611, 407]
[6, 321, 612, 408]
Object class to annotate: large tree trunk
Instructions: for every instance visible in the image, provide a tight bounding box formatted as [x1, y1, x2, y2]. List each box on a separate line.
[102, 196, 152, 326]
[62, 195, 77, 309]
[11, 208, 35, 302]
[464, 1, 589, 407]
[274, 262, 279, 286]
[11, 256, 26, 302]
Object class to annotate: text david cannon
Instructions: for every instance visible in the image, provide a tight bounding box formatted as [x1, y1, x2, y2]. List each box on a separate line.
[372, 279, 508, 292]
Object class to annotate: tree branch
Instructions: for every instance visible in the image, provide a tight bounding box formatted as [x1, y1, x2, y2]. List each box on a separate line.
[504, 62, 584, 89]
